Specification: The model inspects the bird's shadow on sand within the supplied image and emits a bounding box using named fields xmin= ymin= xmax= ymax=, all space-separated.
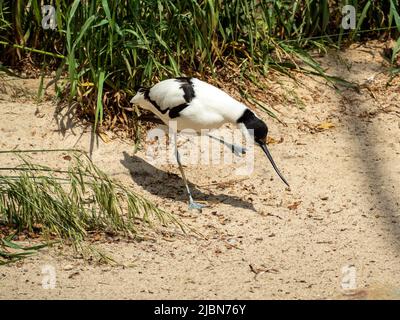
xmin=120 ymin=151 xmax=256 ymax=211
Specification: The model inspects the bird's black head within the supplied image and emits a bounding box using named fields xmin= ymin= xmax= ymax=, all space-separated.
xmin=237 ymin=109 xmax=289 ymax=188
xmin=237 ymin=109 xmax=268 ymax=144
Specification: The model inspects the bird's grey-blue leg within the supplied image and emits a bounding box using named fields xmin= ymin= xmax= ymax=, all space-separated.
xmin=207 ymin=134 xmax=246 ymax=156
xmin=174 ymin=135 xmax=205 ymax=211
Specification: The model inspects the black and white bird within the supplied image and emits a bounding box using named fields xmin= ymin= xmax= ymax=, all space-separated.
xmin=130 ymin=77 xmax=289 ymax=210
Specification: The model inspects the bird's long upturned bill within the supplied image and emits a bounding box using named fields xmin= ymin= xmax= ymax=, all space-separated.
xmin=259 ymin=143 xmax=290 ymax=188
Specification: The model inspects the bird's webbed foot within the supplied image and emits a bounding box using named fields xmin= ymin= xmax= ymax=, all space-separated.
xmin=188 ymin=199 xmax=206 ymax=212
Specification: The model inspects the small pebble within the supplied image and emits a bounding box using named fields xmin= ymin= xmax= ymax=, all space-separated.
xmin=63 ymin=264 xmax=74 ymax=271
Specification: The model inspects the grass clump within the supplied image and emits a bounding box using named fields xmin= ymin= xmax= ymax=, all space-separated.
xmin=0 ymin=149 xmax=181 ymax=263
xmin=1 ymin=0 xmax=399 ymax=134
xmin=0 ymin=233 xmax=49 ymax=265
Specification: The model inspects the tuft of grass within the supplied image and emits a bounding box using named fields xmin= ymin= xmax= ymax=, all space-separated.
xmin=0 ymin=149 xmax=182 ymax=251
xmin=0 ymin=233 xmax=49 ymax=265
xmin=0 ymin=0 xmax=399 ymax=134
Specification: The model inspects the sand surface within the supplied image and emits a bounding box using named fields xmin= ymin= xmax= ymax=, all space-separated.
xmin=1 ymin=41 xmax=400 ymax=299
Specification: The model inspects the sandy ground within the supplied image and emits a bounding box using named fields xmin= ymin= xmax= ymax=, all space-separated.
xmin=1 ymin=41 xmax=400 ymax=300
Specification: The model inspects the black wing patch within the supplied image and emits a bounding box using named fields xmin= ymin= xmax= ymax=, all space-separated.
xmin=175 ymin=77 xmax=195 ymax=102
xmin=169 ymin=103 xmax=188 ymax=118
